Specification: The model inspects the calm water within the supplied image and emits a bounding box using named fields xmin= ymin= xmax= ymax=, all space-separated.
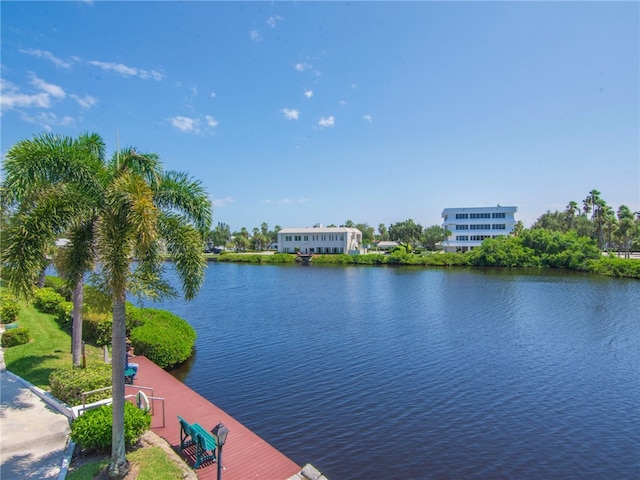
xmin=145 ymin=263 xmax=640 ymax=479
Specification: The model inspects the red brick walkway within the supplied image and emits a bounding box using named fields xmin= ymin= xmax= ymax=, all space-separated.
xmin=128 ymin=356 xmax=301 ymax=480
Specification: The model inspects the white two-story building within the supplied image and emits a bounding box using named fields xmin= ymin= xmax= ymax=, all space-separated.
xmin=277 ymin=225 xmax=363 ymax=255
xmin=441 ymin=205 xmax=517 ymax=252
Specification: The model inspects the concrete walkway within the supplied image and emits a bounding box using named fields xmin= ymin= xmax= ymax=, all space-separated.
xmin=0 ymin=340 xmax=71 ymax=480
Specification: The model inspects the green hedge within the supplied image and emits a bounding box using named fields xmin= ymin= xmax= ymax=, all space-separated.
xmin=128 ymin=307 xmax=196 ymax=368
xmin=0 ymin=294 xmax=20 ymax=324
xmin=49 ymin=362 xmax=112 ymax=406
xmin=33 ymin=287 xmax=66 ymax=314
xmin=1 ymin=327 xmax=31 ymax=347
xmin=44 ymin=276 xmax=71 ymax=300
xmin=71 ymin=401 xmax=151 ymax=453
xmin=82 ymin=312 xmax=113 ymax=346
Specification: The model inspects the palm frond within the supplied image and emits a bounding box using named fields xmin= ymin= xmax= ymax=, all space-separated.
xmin=155 ymin=170 xmax=212 ymax=236
xmin=158 ymin=213 xmax=206 ymax=300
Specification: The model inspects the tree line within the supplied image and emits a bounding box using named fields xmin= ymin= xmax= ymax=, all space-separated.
xmin=208 ymin=189 xmax=640 ymax=255
xmin=206 ymin=219 xmax=452 ymax=252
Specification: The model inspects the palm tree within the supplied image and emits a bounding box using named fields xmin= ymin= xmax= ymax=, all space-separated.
xmin=99 ymin=148 xmax=211 ymax=477
xmin=2 ymin=132 xmax=106 ymax=367
xmin=2 ymin=133 xmax=212 ymax=478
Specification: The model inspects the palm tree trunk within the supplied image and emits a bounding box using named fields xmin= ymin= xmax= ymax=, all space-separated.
xmin=71 ymin=280 xmax=84 ymax=367
xmin=108 ymin=293 xmax=129 ymax=479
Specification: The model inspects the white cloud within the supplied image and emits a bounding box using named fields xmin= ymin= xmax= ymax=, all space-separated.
xmin=170 ymin=116 xmax=199 ymax=133
xmin=363 ymin=115 xmax=373 ymax=123
xmin=30 ymin=74 xmax=65 ymax=98
xmin=19 ymin=49 xmax=71 ymax=68
xmin=205 ymin=115 xmax=219 ymax=128
xmin=304 ymin=89 xmax=313 ymax=98
xmin=294 ymin=62 xmax=311 ymax=72
xmin=210 ymin=92 xmax=217 ymax=98
xmin=318 ymin=116 xmax=335 ymax=128
xmin=339 ymin=100 xmax=347 ymax=106
xmin=88 ymin=60 xmax=164 ymax=80
xmin=266 ymin=15 xmax=283 ymax=28
xmin=0 ymin=79 xmax=51 ymax=109
xmin=351 ymin=83 xmax=357 ymax=89
xmin=282 ymin=108 xmax=299 ymax=120
xmin=249 ymin=30 xmax=262 ymax=42
xmin=19 ymin=111 xmax=74 ymax=131
xmin=213 ymin=197 xmax=234 ymax=207
xmin=264 ymin=198 xmax=310 ymax=205
xmin=70 ymin=94 xmax=97 ymax=109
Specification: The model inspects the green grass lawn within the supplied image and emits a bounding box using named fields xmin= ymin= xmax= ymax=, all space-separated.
xmin=3 ymin=301 xmax=104 ymax=389
xmin=66 ymin=446 xmax=186 ymax=480
xmin=2 ymin=290 xmax=193 ymax=479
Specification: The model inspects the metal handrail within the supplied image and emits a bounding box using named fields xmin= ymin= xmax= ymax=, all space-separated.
xmin=77 ymin=384 xmax=156 ymax=416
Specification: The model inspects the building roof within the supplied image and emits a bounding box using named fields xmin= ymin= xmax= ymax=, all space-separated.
xmin=278 ymin=226 xmax=361 ymax=234
xmin=441 ymin=205 xmax=517 ymax=216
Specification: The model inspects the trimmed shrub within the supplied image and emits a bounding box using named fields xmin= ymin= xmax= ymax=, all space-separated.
xmin=33 ymin=287 xmax=66 ymax=314
xmin=82 ymin=312 xmax=113 ymax=346
xmin=129 ymin=308 xmax=196 ymax=368
xmin=49 ymin=362 xmax=112 ymax=406
xmin=55 ymin=301 xmax=73 ymax=327
xmin=1 ymin=327 xmax=31 ymax=347
xmin=0 ymin=295 xmax=20 ymax=324
xmin=44 ymin=276 xmax=71 ymax=300
xmin=71 ymin=401 xmax=151 ymax=453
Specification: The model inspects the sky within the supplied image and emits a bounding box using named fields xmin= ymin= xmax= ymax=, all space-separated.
xmin=1 ymin=1 xmax=638 ymax=232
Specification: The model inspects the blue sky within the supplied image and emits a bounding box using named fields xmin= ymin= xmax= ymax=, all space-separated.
xmin=2 ymin=1 xmax=638 ymax=232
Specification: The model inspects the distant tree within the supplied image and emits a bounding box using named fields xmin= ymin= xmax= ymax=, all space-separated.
xmin=207 ymin=222 xmax=231 ymax=248
xmin=377 ymin=223 xmax=389 ymax=242
xmin=251 ymin=227 xmax=267 ymax=250
xmin=617 ymin=205 xmax=636 ymax=258
xmin=422 ymin=225 xmax=448 ymax=251
xmin=532 ymin=210 xmax=592 ymax=237
xmin=565 ymin=201 xmax=580 ymax=230
xmin=233 ymin=227 xmax=249 ymax=252
xmin=511 ymin=220 xmax=525 ymax=237
xmin=389 ymin=219 xmax=423 ymax=248
xmin=344 ymin=219 xmax=355 ymax=228
xmin=355 ymin=222 xmax=375 ymax=246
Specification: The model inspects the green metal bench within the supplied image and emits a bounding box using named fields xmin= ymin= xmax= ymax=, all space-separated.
xmin=178 ymin=415 xmax=217 ymax=468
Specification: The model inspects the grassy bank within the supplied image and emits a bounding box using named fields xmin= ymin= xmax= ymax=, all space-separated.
xmin=206 ymin=250 xmax=640 ymax=278
xmin=2 ymin=301 xmax=104 ymax=389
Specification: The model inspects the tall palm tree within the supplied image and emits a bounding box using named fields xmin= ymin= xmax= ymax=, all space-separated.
xmin=2 ymin=132 xmax=106 ymax=366
xmin=98 ymin=148 xmax=211 ymax=477
xmin=2 ymin=133 xmax=212 ymax=478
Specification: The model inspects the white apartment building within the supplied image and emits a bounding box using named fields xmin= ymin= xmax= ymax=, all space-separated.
xmin=277 ymin=225 xmax=363 ymax=255
xmin=441 ymin=206 xmax=518 ymax=252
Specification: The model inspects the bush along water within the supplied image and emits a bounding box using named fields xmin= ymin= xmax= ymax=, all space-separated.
xmin=127 ymin=305 xmax=196 ymax=368
xmin=71 ymin=401 xmax=151 ymax=453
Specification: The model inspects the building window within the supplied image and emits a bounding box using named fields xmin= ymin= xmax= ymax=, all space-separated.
xmin=304 ymin=235 xmax=308 ymax=241
xmin=470 ymin=235 xmax=490 ymax=241
xmin=456 ymin=213 xmax=469 ymax=219
xmin=456 ymin=235 xmax=469 ymax=241
xmin=294 ymin=235 xmax=301 ymax=241
xmin=492 ymin=212 xmax=506 ymax=218
xmin=285 ymin=235 xmax=292 ymax=241
xmin=492 ymin=224 xmax=506 ymax=230
xmin=470 ymin=224 xmax=491 ymax=230
xmin=456 ymin=225 xmax=469 ymax=230
xmin=470 ymin=213 xmax=491 ymax=219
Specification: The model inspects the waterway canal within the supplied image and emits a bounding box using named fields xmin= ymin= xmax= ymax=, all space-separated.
xmin=149 ymin=263 xmax=639 ymax=479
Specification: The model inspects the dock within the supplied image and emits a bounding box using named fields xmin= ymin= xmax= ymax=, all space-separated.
xmin=131 ymin=356 xmax=302 ymax=480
